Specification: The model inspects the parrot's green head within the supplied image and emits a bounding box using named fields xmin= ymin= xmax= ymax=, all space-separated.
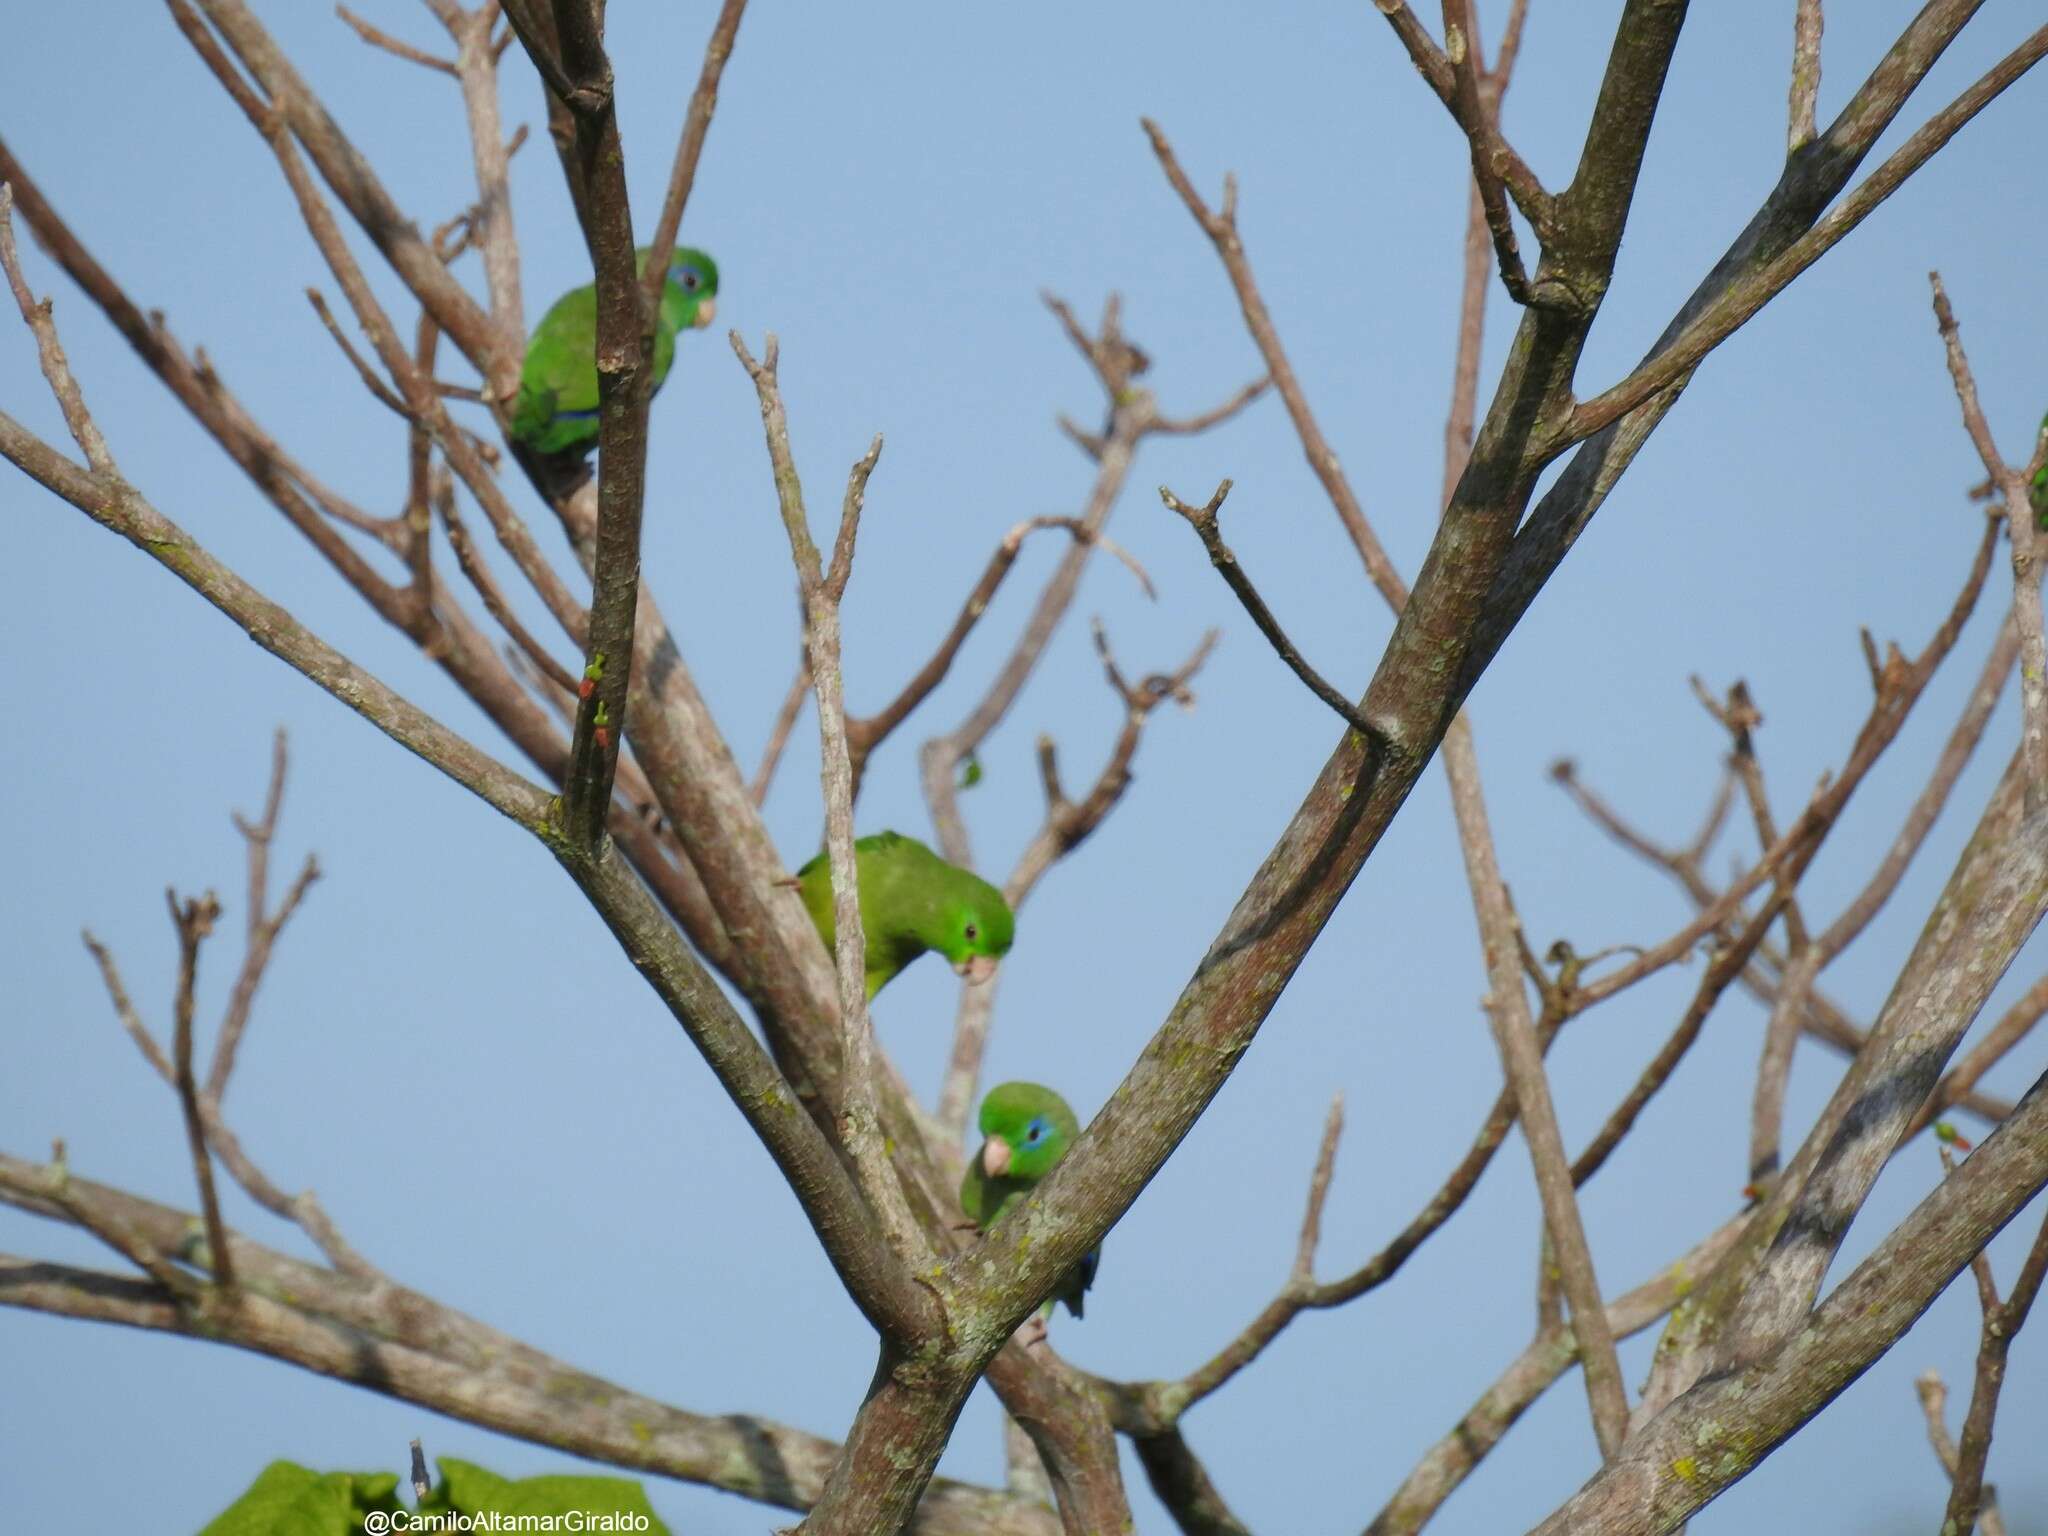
xmin=937 ymin=870 xmax=1014 ymax=986
xmin=633 ymin=246 xmax=719 ymax=333
xmin=976 ymin=1081 xmax=1080 ymax=1183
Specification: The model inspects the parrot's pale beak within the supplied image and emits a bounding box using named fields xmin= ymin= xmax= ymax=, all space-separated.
xmin=981 ymin=1136 xmax=1013 ymax=1178
xmin=953 ymin=953 xmax=1000 ymax=986
xmin=691 ymin=298 xmax=716 ymax=329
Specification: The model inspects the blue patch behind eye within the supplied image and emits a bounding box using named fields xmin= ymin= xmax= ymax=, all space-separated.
xmin=671 ymin=264 xmax=703 ymax=291
xmin=554 ymin=407 xmax=601 ymax=422
xmin=1025 ymin=1117 xmax=1048 ymax=1143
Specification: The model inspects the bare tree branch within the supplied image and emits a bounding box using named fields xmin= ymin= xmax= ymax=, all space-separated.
xmin=1365 ymin=1215 xmax=1750 ymax=1536
xmin=1368 ymin=1 xmax=1553 ymax=236
xmin=1916 ymin=1370 xmax=2010 ymax=1536
xmin=847 ymin=514 xmax=1154 ymax=798
xmin=1929 ymin=272 xmax=2048 ymax=809
xmin=1533 ymin=1070 xmax=2048 ymax=1536
xmin=0 ymin=1195 xmax=1047 ymax=1536
xmin=1143 ymin=119 xmax=1408 ymax=606
xmin=641 ymin=0 xmax=748 ymax=308
xmin=737 ymin=329 xmax=931 ymax=1269
xmin=1158 ymin=479 xmax=1373 ymax=736
xmin=336 ymin=6 xmax=456 ymax=75
xmin=188 ymin=0 xmax=508 ymax=380
xmin=167 ymin=887 xmax=234 ymax=1294
xmin=1568 ymin=26 xmax=2048 ymax=444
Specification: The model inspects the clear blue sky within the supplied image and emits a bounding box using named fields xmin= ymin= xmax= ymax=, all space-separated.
xmin=4 ymin=4 xmax=2045 ymax=1532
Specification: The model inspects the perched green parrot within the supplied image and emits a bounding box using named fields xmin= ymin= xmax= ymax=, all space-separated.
xmin=508 ymin=246 xmax=719 ymax=476
xmin=2030 ymin=410 xmax=2047 ymax=530
xmin=795 ymin=830 xmax=1014 ymax=1000
xmin=960 ymin=1081 xmax=1098 ymax=1333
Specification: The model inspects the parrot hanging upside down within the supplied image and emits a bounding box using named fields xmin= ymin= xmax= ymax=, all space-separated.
xmin=508 ymin=246 xmax=719 ymax=483
xmin=795 ymin=830 xmax=1015 ymax=1001
xmin=961 ymin=1081 xmax=1098 ymax=1344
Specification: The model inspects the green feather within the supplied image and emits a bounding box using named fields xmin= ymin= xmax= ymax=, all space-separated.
xmin=960 ymin=1082 xmax=1097 ymax=1320
xmin=2031 ymin=410 xmax=2048 ymax=530
xmin=509 ymin=247 xmax=719 ymax=459
xmin=795 ymin=830 xmax=1015 ymax=1000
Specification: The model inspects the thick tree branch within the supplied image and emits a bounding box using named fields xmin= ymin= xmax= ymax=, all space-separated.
xmin=1643 ymin=755 xmax=2048 ymax=1414
xmin=1364 ymin=1216 xmax=1749 ymax=1536
xmin=1532 ymin=1071 xmax=2048 ymax=1536
xmin=534 ymin=0 xmax=655 ymax=851
xmin=1468 ymin=0 xmax=2012 ymax=704
xmin=945 ymin=0 xmax=1695 ymax=1417
xmin=0 ymin=1211 xmax=1040 ymax=1536
xmin=1568 ymin=26 xmax=2048 ymax=443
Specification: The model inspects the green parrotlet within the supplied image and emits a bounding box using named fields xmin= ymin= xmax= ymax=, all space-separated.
xmin=795 ymin=831 xmax=1014 ymax=1000
xmin=2030 ymin=410 xmax=2047 ymax=529
xmin=960 ymin=1081 xmax=1098 ymax=1330
xmin=508 ymin=247 xmax=719 ymax=478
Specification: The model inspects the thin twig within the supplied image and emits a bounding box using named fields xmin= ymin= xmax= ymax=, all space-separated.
xmin=1917 ymin=1371 xmax=2010 ymax=1536
xmin=845 ymin=514 xmax=1154 ymax=796
xmin=1143 ymin=121 xmax=1407 ymax=606
xmin=438 ymin=2 xmax=524 ymax=391
xmin=1159 ymin=480 xmax=1375 ymax=738
xmin=336 ymin=5 xmax=457 ymax=74
xmin=1439 ymin=0 xmax=1533 ymax=302
xmin=210 ymin=729 xmax=322 ymax=1100
xmin=167 ymin=888 xmax=235 ymax=1293
xmin=641 ymin=0 xmax=749 ymax=308
xmin=0 ymin=184 xmax=120 ymax=479
xmin=1292 ymin=1095 xmax=1344 ymax=1285
xmin=305 ymin=288 xmax=411 ymax=417
xmin=1366 ymin=2 xmax=1553 ymax=233
xmin=1930 ymin=273 xmax=2048 ymax=810
xmin=1553 ymin=758 xmax=2015 ymax=1129
xmin=933 ymin=625 xmax=1217 ymax=1136
xmin=434 ymin=470 xmax=579 ymax=694
xmin=1937 ymin=1155 xmax=2048 ymax=1536
xmin=751 ymin=655 xmax=810 ymax=806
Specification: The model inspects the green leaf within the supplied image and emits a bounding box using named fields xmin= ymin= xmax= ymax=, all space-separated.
xmin=433 ymin=1458 xmax=671 ymax=1532
xmin=959 ymin=754 xmax=983 ymax=790
xmin=198 ymin=1462 xmax=400 ymax=1536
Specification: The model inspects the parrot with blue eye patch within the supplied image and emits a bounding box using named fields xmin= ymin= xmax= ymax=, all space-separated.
xmin=508 ymin=246 xmax=719 ymax=482
xmin=960 ymin=1081 xmax=1098 ymax=1331
xmin=795 ymin=831 xmax=1015 ymax=1001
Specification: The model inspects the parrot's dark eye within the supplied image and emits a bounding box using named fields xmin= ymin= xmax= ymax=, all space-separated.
xmin=1026 ymin=1119 xmax=1046 ymax=1144
xmin=676 ymin=267 xmax=701 ymax=291
xmin=964 ymin=922 xmax=979 ymax=942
